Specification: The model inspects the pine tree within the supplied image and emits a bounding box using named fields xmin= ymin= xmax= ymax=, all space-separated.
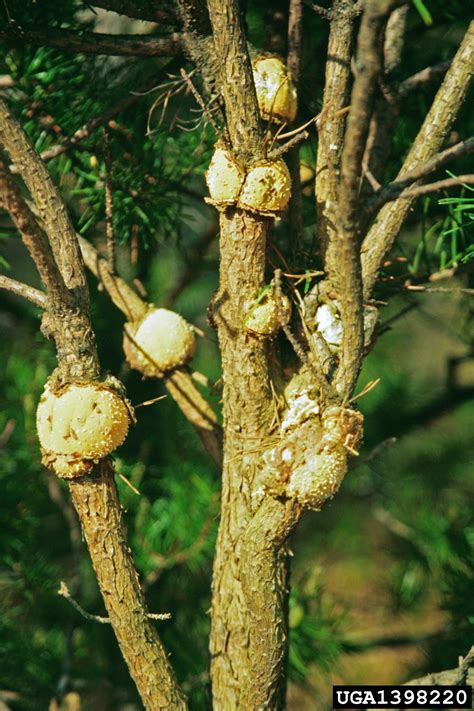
xmin=0 ymin=1 xmax=473 ymax=709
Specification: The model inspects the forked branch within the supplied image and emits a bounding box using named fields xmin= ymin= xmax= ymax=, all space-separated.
xmin=361 ymin=21 xmax=474 ymax=299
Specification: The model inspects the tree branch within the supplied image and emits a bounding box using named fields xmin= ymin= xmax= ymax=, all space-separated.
xmin=361 ymin=5 xmax=408 ymax=198
xmin=0 ymin=101 xmax=88 ymax=296
xmin=361 ymin=21 xmax=474 ymax=299
xmin=0 ymin=274 xmax=47 ymax=308
xmin=91 ymin=0 xmax=177 ymax=24
xmin=0 ymin=24 xmax=182 ymax=57
xmin=0 ymin=102 xmax=187 ymax=710
xmin=286 ymin=0 xmax=305 ymax=253
xmin=365 ymin=137 xmax=474 ymax=217
xmin=334 ymin=0 xmax=399 ymax=397
xmin=373 ymin=174 xmax=474 ymax=201
xmin=339 ymin=0 xmax=399 ymax=228
xmin=405 ymin=647 xmax=474 ymax=686
xmin=315 ymin=0 xmax=355 ymax=262
xmin=398 ymin=59 xmax=452 ymax=98
xmin=0 ymin=152 xmax=69 ymax=306
xmin=79 ymin=235 xmax=223 ymax=465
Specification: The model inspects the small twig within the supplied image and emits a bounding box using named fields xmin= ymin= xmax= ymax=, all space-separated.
xmin=405 ymin=284 xmax=474 ymax=295
xmin=274 ymin=269 xmax=309 ymax=365
xmin=349 ymin=377 xmax=380 ymax=403
xmin=134 ymin=394 xmax=168 ymax=409
xmin=372 ymin=505 xmax=414 ymax=541
xmin=398 ymin=59 xmax=452 ymax=98
xmin=58 ymin=581 xmax=111 ymax=624
xmin=267 ymin=130 xmax=309 ymax=161
xmin=117 ymin=471 xmax=140 ymax=495
xmin=302 ymin=1 xmax=332 ymax=20
xmin=58 ymin=581 xmax=171 ymax=622
xmin=103 ymin=129 xmax=116 ymax=274
xmin=389 ymin=174 xmax=474 ymax=200
xmin=365 ymin=138 xmax=474 ymax=217
xmin=359 ymin=436 xmax=397 ymax=467
xmin=0 ymin=274 xmax=48 ymax=308
xmin=179 ymin=68 xmax=221 ymax=135
xmin=0 ymin=418 xmax=15 ymax=448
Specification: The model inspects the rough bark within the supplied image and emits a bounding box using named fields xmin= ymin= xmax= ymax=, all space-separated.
xmin=203 ymin=1 xmax=309 ymax=705
xmin=286 ymin=0 xmax=304 ymax=254
xmin=315 ymin=0 xmax=354 ymax=263
xmin=335 ymin=0 xmax=401 ymax=398
xmin=69 ymin=462 xmax=187 ymax=710
xmin=209 ymin=210 xmax=290 ymax=709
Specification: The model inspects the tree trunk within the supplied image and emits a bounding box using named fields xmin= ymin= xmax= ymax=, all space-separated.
xmin=209 ymin=210 xmax=301 ymax=708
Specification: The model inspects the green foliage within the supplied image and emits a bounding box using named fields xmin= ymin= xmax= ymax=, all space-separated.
xmin=412 ymin=0 xmax=433 ymax=27
xmin=289 ymin=571 xmax=347 ymax=684
xmin=407 ymin=181 xmax=474 ymax=277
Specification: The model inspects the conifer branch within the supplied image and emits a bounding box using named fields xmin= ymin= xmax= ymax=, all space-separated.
xmin=364 ymin=137 xmax=474 ymax=217
xmin=0 ymin=153 xmax=69 ymax=306
xmin=361 ymin=21 xmax=474 ymax=299
xmin=78 ymin=235 xmax=223 ymax=465
xmin=91 ymin=0 xmax=176 ymax=24
xmin=0 ymin=274 xmax=47 ymax=308
xmin=0 ymin=23 xmax=182 ymax=57
xmin=334 ymin=0 xmax=400 ymax=397
xmin=398 ymin=60 xmax=452 ymax=97
xmin=0 ymin=100 xmax=187 ymax=711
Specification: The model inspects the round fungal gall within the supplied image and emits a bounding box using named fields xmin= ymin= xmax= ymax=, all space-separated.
xmin=36 ymin=382 xmax=131 ymax=478
xmin=124 ymin=307 xmax=196 ymax=377
xmin=244 ymin=289 xmax=291 ymax=337
xmin=205 ymin=145 xmax=245 ymax=206
xmin=238 ymin=159 xmax=291 ymax=215
xmin=252 ymin=56 xmax=297 ymax=124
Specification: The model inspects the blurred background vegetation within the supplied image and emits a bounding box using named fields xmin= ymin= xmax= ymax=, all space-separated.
xmin=0 ymin=0 xmax=472 ymax=709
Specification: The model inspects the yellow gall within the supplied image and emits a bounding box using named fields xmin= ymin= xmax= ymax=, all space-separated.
xmin=36 ymin=383 xmax=131 ymax=478
xmin=244 ymin=290 xmax=291 ymax=337
xmin=124 ymin=307 xmax=196 ymax=377
xmin=205 ymin=145 xmax=245 ymax=206
xmin=238 ymin=160 xmax=291 ymax=215
xmin=252 ymin=56 xmax=297 ymax=124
